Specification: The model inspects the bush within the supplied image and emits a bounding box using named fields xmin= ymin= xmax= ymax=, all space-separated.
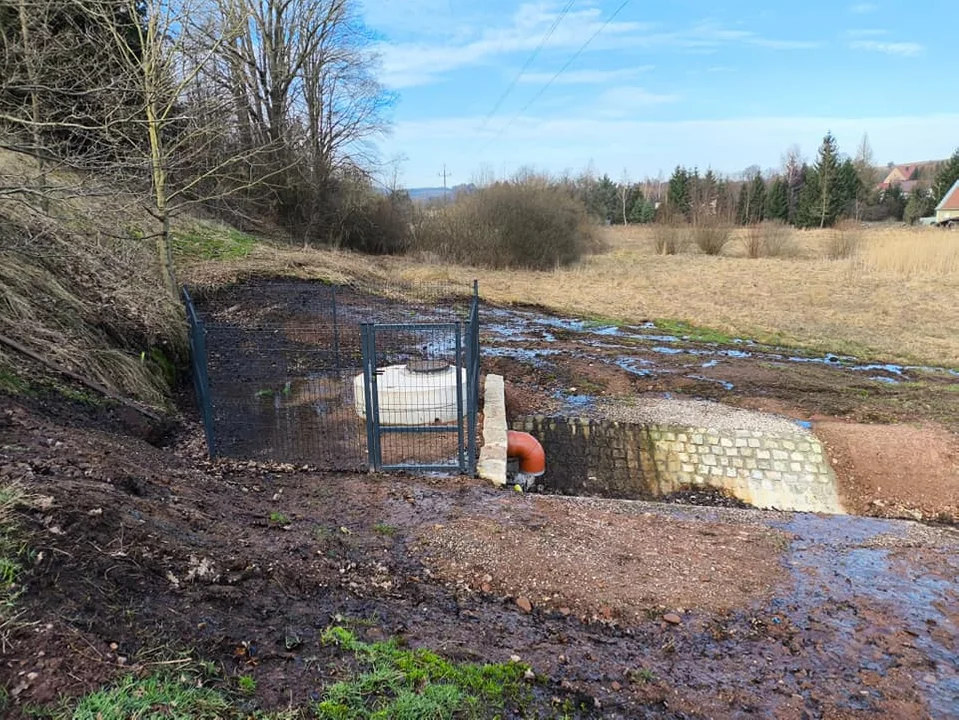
xmin=690 ymin=220 xmax=733 ymax=256
xmin=825 ymin=220 xmax=862 ymax=260
xmin=411 ymin=180 xmax=599 ymax=269
xmin=744 ymin=221 xmax=795 ymax=258
xmin=651 ymin=222 xmax=688 ymax=255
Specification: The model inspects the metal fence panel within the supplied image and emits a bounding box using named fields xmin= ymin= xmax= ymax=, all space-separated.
xmin=185 ymin=279 xmax=479 ymax=472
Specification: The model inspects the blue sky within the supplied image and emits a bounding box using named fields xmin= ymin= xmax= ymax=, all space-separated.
xmin=360 ymin=0 xmax=958 ymax=188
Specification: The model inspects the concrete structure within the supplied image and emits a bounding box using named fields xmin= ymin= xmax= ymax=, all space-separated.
xmin=935 ymin=178 xmax=959 ymax=224
xmin=477 ymin=374 xmax=507 ymax=486
xmin=512 ymin=415 xmax=842 ymax=514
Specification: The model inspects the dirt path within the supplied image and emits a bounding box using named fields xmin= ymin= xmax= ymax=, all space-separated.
xmin=2 ymin=398 xmax=957 ymax=718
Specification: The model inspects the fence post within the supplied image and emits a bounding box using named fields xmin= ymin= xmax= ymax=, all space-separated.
xmin=183 ymin=288 xmax=216 ymax=458
xmin=454 ymin=321 xmax=465 ymax=473
xmin=466 ymin=282 xmax=480 ymax=476
xmin=360 ymin=323 xmax=381 ymax=471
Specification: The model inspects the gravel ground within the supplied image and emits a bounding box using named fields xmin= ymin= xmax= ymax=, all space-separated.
xmin=595 ymin=397 xmax=807 ymax=434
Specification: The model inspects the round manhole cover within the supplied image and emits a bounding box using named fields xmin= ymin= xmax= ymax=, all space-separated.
xmin=407 ymin=359 xmax=450 ymax=373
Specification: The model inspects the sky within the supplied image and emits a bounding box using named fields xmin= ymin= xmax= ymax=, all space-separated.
xmin=360 ymin=0 xmax=958 ymax=188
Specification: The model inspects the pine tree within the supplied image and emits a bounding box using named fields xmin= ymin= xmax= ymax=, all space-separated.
xmin=748 ymin=174 xmax=766 ymax=223
xmin=933 ymin=149 xmax=959 ymax=204
xmin=903 ymin=190 xmax=936 ymax=225
xmin=836 ymin=159 xmax=862 ymax=220
xmin=765 ymin=177 xmax=789 ymax=221
xmin=799 ymin=133 xmax=843 ymax=228
xmin=667 ymin=166 xmax=691 ymax=219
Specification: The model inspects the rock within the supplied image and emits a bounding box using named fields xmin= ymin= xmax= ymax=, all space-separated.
xmin=523 ymin=668 xmax=535 ymax=681
xmin=510 ymin=654 xmax=522 ymax=663
xmin=663 ymin=613 xmax=682 ymax=625
xmin=480 ymin=583 xmax=491 ymax=593
xmin=611 ymin=681 xmax=621 ymax=691
xmin=515 ymin=597 xmax=532 ymax=613
xmin=559 ymin=607 xmax=571 ymax=616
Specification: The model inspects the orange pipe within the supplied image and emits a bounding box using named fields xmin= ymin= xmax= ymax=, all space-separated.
xmin=507 ymin=430 xmax=546 ymax=475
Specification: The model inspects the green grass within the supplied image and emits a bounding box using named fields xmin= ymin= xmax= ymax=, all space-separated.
xmin=372 ymin=523 xmax=397 ymax=537
xmin=66 ymin=673 xmax=233 ymax=720
xmin=0 ymin=484 xmax=25 ymax=637
xmin=237 ymin=674 xmax=256 ymax=696
xmin=314 ymin=626 xmax=531 ymax=720
xmin=172 ymin=224 xmax=257 ymax=262
xmin=0 ymin=368 xmax=31 ymax=396
xmin=269 ymin=511 xmax=290 ymax=526
xmin=653 ymin=319 xmax=735 ymax=345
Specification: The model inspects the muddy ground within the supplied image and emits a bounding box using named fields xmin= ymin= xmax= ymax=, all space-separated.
xmin=1 ymin=397 xmax=958 ymax=718
xmin=1 ymin=279 xmax=958 ymax=718
xmin=480 ymin=305 xmax=959 ymax=523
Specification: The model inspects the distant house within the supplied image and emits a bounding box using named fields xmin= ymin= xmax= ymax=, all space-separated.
xmin=877 ymin=161 xmax=942 ymax=195
xmin=935 ymin=179 xmax=959 ymax=224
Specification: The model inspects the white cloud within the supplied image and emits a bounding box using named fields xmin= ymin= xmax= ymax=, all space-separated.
xmin=518 ymin=67 xmax=654 ymax=85
xmin=850 ymin=40 xmax=923 ymax=56
xmin=376 ymin=4 xmax=648 ymax=88
xmin=849 ymin=3 xmax=879 ymax=13
xmin=376 ymin=6 xmax=820 ymax=88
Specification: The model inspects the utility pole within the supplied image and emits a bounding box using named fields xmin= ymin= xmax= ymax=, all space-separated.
xmin=438 ymin=164 xmax=452 ymax=203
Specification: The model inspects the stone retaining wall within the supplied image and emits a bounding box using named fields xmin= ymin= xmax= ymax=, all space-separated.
xmin=512 ymin=416 xmax=841 ymax=514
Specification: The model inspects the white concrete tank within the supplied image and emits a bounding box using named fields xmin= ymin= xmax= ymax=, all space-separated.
xmin=353 ymin=361 xmax=467 ymax=425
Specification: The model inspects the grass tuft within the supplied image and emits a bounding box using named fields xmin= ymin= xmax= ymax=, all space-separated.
xmin=67 ymin=673 xmax=232 ymax=720
xmin=315 ymin=625 xmax=531 ymax=719
xmin=0 ymin=483 xmax=26 ymax=652
xmin=172 ymin=224 xmax=258 ymax=262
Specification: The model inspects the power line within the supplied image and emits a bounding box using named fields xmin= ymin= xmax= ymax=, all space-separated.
xmin=482 ymin=0 xmax=633 ymax=151
xmin=438 ymin=163 xmax=452 ymax=202
xmin=475 ymin=0 xmax=576 ymax=135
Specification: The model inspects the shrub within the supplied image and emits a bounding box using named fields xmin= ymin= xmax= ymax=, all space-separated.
xmin=651 ymin=222 xmax=687 ymax=255
xmin=690 ymin=220 xmax=733 ymax=256
xmin=411 ymin=180 xmax=600 ymax=270
xmin=744 ymin=221 xmax=795 ymax=258
xmin=825 ymin=220 xmax=862 ymax=260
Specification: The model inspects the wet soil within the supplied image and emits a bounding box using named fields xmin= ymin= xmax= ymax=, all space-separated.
xmin=2 ymin=279 xmax=958 ymax=718
xmin=481 ymin=305 xmax=959 ymax=523
xmin=1 ymin=397 xmax=957 ymax=718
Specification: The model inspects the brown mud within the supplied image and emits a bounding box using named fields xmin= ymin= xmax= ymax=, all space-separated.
xmin=1 ymin=279 xmax=958 ymax=718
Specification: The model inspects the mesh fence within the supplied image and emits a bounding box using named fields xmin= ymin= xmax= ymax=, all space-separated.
xmin=187 ymin=278 xmax=477 ymax=471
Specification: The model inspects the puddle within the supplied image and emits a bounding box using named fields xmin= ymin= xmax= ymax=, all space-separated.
xmin=613 ymin=357 xmax=657 ymax=377
xmin=688 ymin=374 xmax=735 ymax=390
xmin=774 ymin=514 xmax=959 ymax=717
xmin=481 ymin=306 xmax=956 ymax=389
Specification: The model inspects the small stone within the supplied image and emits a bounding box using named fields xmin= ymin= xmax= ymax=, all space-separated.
xmin=510 ymin=654 xmax=522 ymax=663
xmin=611 ymin=681 xmax=622 ymax=691
xmin=515 ymin=597 xmax=532 ymax=613
xmin=481 ymin=583 xmax=491 ymax=593
xmin=559 ymin=607 xmax=571 ymax=616
xmin=663 ymin=613 xmax=682 ymax=625
xmin=109 ymin=642 xmax=119 ymax=651
xmin=524 ymin=668 xmax=535 ymax=681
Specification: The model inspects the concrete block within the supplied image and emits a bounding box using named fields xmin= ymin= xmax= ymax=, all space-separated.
xmin=782 ymin=440 xmax=796 ymax=451
xmin=735 ymin=438 xmax=749 ymax=448
xmin=707 ymin=435 xmax=720 ymax=445
xmin=747 ymin=438 xmax=761 ymax=448
xmin=702 ymin=455 xmax=717 ymax=466
xmin=772 ymin=449 xmax=789 ymax=461
xmin=756 ymin=449 xmax=771 ymax=460
xmin=725 ymin=447 xmax=738 ymax=457
xmin=773 ymin=460 xmax=787 ymax=472
xmin=790 ymin=462 xmax=803 ymax=473
xmin=692 ymin=433 xmax=704 ymax=445
xmin=478 ymin=375 xmax=508 ymax=487
xmin=791 ymin=452 xmax=805 ymax=462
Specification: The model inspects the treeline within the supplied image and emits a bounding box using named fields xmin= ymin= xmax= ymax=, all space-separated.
xmin=0 ymin=0 xmax=403 ymax=293
xmin=574 ymin=135 xmax=959 ymax=229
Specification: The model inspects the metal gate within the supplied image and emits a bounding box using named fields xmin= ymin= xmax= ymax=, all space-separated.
xmin=359 ymin=291 xmax=480 ymax=474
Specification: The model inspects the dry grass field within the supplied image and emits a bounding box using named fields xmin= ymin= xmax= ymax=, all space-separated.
xmin=185 ymin=223 xmax=959 ymax=367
